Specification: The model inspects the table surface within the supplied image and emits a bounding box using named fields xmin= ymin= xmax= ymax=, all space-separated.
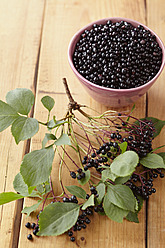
xmin=0 ymin=0 xmax=165 ymax=247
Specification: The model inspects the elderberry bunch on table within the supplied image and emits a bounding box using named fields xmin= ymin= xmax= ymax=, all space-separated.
xmin=73 ymin=20 xmax=162 ymax=89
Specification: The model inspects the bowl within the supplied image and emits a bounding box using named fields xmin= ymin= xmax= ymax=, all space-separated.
xmin=68 ymin=17 xmax=165 ymax=108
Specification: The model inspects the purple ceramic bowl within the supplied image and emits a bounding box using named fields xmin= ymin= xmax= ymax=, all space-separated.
xmin=68 ymin=17 xmax=165 ymax=107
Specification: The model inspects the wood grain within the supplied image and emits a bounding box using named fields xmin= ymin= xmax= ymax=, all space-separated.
xmin=147 ymin=1 xmax=165 ymax=247
xmin=18 ymin=0 xmax=147 ymax=247
xmin=0 ymin=1 xmax=45 ymax=247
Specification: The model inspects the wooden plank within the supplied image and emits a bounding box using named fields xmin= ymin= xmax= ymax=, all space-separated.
xmin=0 ymin=1 xmax=45 ymax=247
xmin=18 ymin=0 xmax=147 ymax=247
xmin=147 ymin=1 xmax=165 ymax=247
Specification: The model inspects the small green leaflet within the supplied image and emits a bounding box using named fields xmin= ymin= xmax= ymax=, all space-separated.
xmin=54 ymin=133 xmax=71 ymax=146
xmin=158 ymin=152 xmax=165 ymax=164
xmin=101 ymin=168 xmax=117 ymax=182
xmin=13 ymin=173 xmax=39 ymax=197
xmin=81 ymin=194 xmax=94 ymax=210
xmin=77 ymin=170 xmax=90 ymax=186
xmin=20 ymin=146 xmax=55 ymax=187
xmin=140 ymin=153 xmax=165 ymax=169
xmin=0 ymin=100 xmax=19 ymax=132
xmin=41 ymin=96 xmax=55 ymax=112
xmin=96 ymin=183 xmax=106 ymax=204
xmin=47 ymin=119 xmax=68 ymax=129
xmin=6 ymin=88 xmax=34 ymax=116
xmin=111 ymin=151 xmax=139 ymax=177
xmin=36 ymin=182 xmax=51 ymax=195
xmin=65 ymin=185 xmax=86 ymax=199
xmin=0 ymin=192 xmax=24 ymax=205
xmin=115 ymin=175 xmax=132 ymax=185
xmin=11 ymin=116 xmax=39 ymax=144
xmin=126 ymin=212 xmax=139 ymax=223
xmin=103 ymin=192 xmax=129 ymax=223
xmin=42 ymin=133 xmax=56 ymax=148
xmin=118 ymin=142 xmax=128 ymax=154
xmin=107 ymin=184 xmax=137 ymax=212
xmin=38 ymin=202 xmax=80 ymax=236
xmin=22 ymin=200 xmax=43 ymax=216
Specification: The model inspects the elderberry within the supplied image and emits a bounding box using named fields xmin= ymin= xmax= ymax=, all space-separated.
xmin=73 ymin=21 xmax=162 ymax=89
xmin=27 ymin=234 xmax=33 ymax=240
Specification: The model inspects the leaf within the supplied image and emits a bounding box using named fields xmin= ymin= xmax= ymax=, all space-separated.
xmin=77 ymin=170 xmax=90 ymax=185
xmin=101 ymin=168 xmax=117 ymax=182
xmin=103 ymin=192 xmax=129 ymax=223
xmin=96 ymin=183 xmax=106 ymax=204
xmin=81 ymin=194 xmax=94 ymax=210
xmin=65 ymin=185 xmax=86 ymax=199
xmin=6 ymin=88 xmax=34 ymax=115
xmin=118 ymin=142 xmax=128 ymax=154
xmin=126 ymin=212 xmax=139 ymax=223
xmin=0 ymin=100 xmax=19 ymax=132
xmin=140 ymin=153 xmax=165 ymax=169
xmin=107 ymin=184 xmax=137 ymax=212
xmin=38 ymin=202 xmax=80 ymax=236
xmin=11 ymin=116 xmax=39 ymax=144
xmin=36 ymin=182 xmax=51 ymax=195
xmin=22 ymin=200 xmax=43 ymax=216
xmin=0 ymin=192 xmax=24 ymax=205
xmin=41 ymin=96 xmax=55 ymax=112
xmin=136 ymin=195 xmax=143 ymax=212
xmin=47 ymin=119 xmax=68 ymax=129
xmin=111 ymin=151 xmax=139 ymax=177
xmin=42 ymin=133 xmax=56 ymax=148
xmin=158 ymin=152 xmax=165 ymax=164
xmin=20 ymin=146 xmax=55 ymax=187
xmin=54 ymin=133 xmax=71 ymax=146
xmin=13 ymin=173 xmax=39 ymax=197
xmin=115 ymin=175 xmax=132 ymax=185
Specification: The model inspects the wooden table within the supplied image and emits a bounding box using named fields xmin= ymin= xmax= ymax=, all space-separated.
xmin=0 ymin=0 xmax=165 ymax=247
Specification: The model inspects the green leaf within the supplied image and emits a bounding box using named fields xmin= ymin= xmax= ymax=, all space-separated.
xmin=158 ymin=152 xmax=165 ymax=164
xmin=115 ymin=175 xmax=132 ymax=185
xmin=36 ymin=182 xmax=51 ymax=195
xmin=11 ymin=116 xmax=39 ymax=144
xmin=136 ymin=195 xmax=143 ymax=212
xmin=20 ymin=146 xmax=55 ymax=187
xmin=47 ymin=119 xmax=68 ymax=129
xmin=77 ymin=170 xmax=90 ymax=185
xmin=6 ymin=88 xmax=34 ymax=115
xmin=38 ymin=202 xmax=80 ymax=236
xmin=0 ymin=100 xmax=19 ymax=132
xmin=65 ymin=185 xmax=86 ymax=199
xmin=101 ymin=168 xmax=117 ymax=182
xmin=82 ymin=194 xmax=94 ymax=210
xmin=42 ymin=133 xmax=56 ymax=148
xmin=54 ymin=133 xmax=71 ymax=146
xmin=118 ymin=142 xmax=128 ymax=154
xmin=13 ymin=173 xmax=39 ymax=197
xmin=111 ymin=151 xmax=139 ymax=177
xmin=140 ymin=153 xmax=165 ymax=169
xmin=13 ymin=173 xmax=29 ymax=196
xmin=0 ymin=192 xmax=24 ymax=205
xmin=96 ymin=183 xmax=106 ymax=204
xmin=103 ymin=192 xmax=129 ymax=223
xmin=22 ymin=200 xmax=43 ymax=216
xmin=126 ymin=212 xmax=139 ymax=223
xmin=41 ymin=96 xmax=55 ymax=112
xmin=107 ymin=184 xmax=137 ymax=212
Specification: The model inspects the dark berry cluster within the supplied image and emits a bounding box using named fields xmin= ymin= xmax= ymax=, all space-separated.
xmin=70 ymin=168 xmax=86 ymax=180
xmin=73 ymin=20 xmax=162 ymax=89
xmin=67 ymin=207 xmax=93 ymax=242
xmin=25 ymin=222 xmax=39 ymax=240
xmin=63 ymin=195 xmax=78 ymax=204
xmin=127 ymin=169 xmax=164 ymax=199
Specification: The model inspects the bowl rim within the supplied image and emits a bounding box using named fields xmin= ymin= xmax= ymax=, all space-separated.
xmin=68 ymin=17 xmax=165 ymax=93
